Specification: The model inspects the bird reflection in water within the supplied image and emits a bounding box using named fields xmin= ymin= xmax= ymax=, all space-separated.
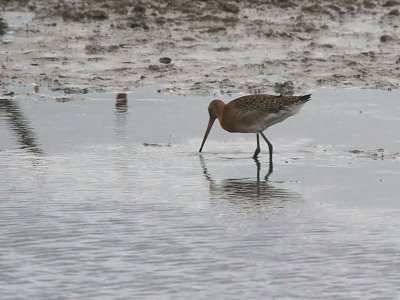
xmin=0 ymin=97 xmax=43 ymax=155
xmin=115 ymin=92 xmax=129 ymax=139
xmin=199 ymin=155 xmax=301 ymax=210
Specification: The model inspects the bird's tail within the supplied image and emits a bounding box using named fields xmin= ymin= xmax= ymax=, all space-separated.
xmin=299 ymin=94 xmax=312 ymax=102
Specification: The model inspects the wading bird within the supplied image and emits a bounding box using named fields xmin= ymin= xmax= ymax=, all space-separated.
xmin=199 ymin=93 xmax=311 ymax=168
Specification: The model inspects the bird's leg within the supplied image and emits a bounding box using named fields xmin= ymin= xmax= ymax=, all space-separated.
xmin=259 ymin=132 xmax=273 ymax=168
xmin=253 ymin=133 xmax=260 ymax=159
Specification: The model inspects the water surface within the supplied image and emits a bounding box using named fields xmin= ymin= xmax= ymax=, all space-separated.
xmin=1 ymin=88 xmax=400 ymax=299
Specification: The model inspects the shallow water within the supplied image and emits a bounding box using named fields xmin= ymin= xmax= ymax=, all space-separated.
xmin=1 ymin=87 xmax=400 ymax=299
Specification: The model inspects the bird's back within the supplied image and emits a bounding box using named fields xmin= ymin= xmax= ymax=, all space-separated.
xmin=227 ymin=94 xmax=311 ymax=113
xmin=221 ymin=94 xmax=311 ymax=133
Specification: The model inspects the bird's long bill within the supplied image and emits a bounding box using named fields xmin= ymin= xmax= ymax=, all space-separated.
xmin=199 ymin=117 xmax=216 ymax=153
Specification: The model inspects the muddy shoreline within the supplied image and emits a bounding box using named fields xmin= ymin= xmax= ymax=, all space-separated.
xmin=1 ymin=0 xmax=400 ymax=95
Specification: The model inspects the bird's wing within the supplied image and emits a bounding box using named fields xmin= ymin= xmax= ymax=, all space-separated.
xmin=228 ymin=94 xmax=306 ymax=113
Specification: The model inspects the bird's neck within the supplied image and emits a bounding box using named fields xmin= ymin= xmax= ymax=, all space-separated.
xmin=214 ymin=101 xmax=226 ymax=125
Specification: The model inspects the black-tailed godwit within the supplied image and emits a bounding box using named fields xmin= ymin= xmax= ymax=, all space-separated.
xmin=199 ymin=93 xmax=312 ymax=167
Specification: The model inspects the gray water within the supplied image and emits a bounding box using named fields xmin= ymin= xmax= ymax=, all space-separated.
xmin=1 ymin=87 xmax=400 ymax=299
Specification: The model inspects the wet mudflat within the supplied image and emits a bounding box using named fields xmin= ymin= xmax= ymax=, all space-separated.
xmin=1 ymin=88 xmax=400 ymax=299
xmin=1 ymin=0 xmax=400 ymax=95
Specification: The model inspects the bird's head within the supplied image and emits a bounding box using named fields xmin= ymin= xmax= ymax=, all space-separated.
xmin=199 ymin=100 xmax=226 ymax=153
xmin=207 ymin=99 xmax=225 ymax=120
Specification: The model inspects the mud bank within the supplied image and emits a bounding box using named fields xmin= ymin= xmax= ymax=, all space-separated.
xmin=1 ymin=0 xmax=400 ymax=95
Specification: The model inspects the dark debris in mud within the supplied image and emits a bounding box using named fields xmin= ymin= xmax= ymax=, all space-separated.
xmin=349 ymin=149 xmax=400 ymax=160
xmin=52 ymin=87 xmax=89 ymax=94
xmin=143 ymin=142 xmax=172 ymax=147
xmin=58 ymin=9 xmax=109 ymax=22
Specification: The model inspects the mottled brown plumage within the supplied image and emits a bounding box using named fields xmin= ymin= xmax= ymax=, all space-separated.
xmin=199 ymin=93 xmax=312 ymax=166
xmin=226 ymin=94 xmax=308 ymax=113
